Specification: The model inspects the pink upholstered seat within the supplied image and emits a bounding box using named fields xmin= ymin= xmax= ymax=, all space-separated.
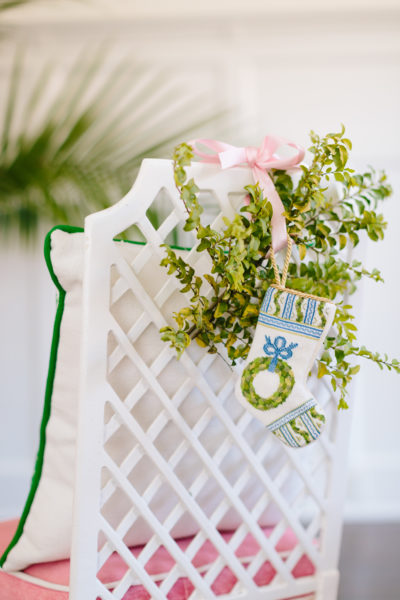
xmin=0 ymin=519 xmax=314 ymax=599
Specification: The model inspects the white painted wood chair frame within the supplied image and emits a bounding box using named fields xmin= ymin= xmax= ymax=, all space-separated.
xmin=69 ymin=159 xmax=353 ymax=600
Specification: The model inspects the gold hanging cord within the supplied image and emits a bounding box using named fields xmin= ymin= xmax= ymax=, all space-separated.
xmin=269 ymin=238 xmax=333 ymax=303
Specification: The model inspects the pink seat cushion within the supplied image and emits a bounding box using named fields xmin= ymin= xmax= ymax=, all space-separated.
xmin=0 ymin=519 xmax=315 ymax=599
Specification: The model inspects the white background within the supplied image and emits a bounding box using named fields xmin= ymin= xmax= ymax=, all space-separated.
xmin=0 ymin=0 xmax=399 ymax=521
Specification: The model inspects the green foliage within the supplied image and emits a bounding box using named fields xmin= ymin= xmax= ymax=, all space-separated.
xmin=0 ymin=50 xmax=225 ymax=242
xmin=161 ymin=142 xmax=274 ymax=361
xmin=160 ymin=127 xmax=399 ymax=409
xmin=319 ymin=304 xmax=400 ymax=409
xmin=279 ymin=126 xmax=390 ymax=253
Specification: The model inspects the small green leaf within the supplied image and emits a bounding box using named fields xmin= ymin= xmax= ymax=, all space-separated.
xmin=338 ymin=234 xmax=347 ymax=250
xmin=242 ymin=304 xmax=259 ymax=318
xmin=317 ymin=362 xmax=329 ymax=378
xmin=298 ymin=243 xmax=307 ymax=261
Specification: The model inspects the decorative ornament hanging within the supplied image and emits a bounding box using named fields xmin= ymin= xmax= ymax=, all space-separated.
xmin=235 ymin=238 xmax=336 ymax=448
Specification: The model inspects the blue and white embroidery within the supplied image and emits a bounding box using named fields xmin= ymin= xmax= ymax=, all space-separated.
xmin=262 ymin=335 xmax=298 ymax=372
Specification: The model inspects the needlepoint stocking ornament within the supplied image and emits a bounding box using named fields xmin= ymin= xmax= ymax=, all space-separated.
xmin=235 ymin=238 xmax=336 ymax=448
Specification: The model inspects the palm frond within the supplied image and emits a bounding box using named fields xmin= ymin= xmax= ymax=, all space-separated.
xmin=0 ymin=0 xmax=76 ymax=13
xmin=0 ymin=0 xmax=34 ymax=11
xmin=0 ymin=47 xmax=229 ymax=242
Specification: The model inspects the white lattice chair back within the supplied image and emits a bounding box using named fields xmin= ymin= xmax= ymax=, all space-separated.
xmin=69 ymin=159 xmax=353 ymax=600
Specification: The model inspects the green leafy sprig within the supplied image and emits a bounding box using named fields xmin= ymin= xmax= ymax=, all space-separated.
xmin=160 ymin=129 xmax=399 ymax=408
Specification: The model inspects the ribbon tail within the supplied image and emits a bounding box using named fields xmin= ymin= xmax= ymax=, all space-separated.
xmin=255 ymin=168 xmax=288 ymax=252
xmin=268 ymin=355 xmax=278 ymax=373
xmin=189 ymin=139 xmax=238 ymax=165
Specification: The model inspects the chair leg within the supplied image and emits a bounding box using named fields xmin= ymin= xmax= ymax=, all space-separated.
xmin=315 ymin=569 xmax=340 ymax=600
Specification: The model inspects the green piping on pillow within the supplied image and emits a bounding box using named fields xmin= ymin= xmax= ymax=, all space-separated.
xmin=0 ymin=225 xmax=192 ymax=567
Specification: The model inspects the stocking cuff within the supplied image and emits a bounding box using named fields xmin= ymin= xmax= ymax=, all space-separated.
xmin=267 ymin=397 xmax=316 ymax=432
xmin=267 ymin=398 xmax=325 ymax=448
xmin=260 ymin=286 xmax=335 ymax=340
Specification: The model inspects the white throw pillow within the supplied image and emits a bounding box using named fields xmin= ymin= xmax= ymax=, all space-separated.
xmin=1 ymin=226 xmax=290 ymax=572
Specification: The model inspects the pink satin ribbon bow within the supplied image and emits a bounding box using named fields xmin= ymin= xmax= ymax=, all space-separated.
xmin=189 ymin=136 xmax=305 ymax=251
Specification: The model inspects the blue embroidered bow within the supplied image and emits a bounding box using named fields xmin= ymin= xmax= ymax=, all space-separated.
xmin=263 ymin=335 xmax=298 ymax=372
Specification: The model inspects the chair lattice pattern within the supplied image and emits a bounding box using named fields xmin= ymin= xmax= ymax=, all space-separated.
xmin=71 ymin=161 xmax=349 ymax=600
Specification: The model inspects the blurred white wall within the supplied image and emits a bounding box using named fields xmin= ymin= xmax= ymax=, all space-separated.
xmin=0 ymin=1 xmax=399 ymax=520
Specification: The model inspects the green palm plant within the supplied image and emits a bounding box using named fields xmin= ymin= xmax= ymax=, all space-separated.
xmin=0 ymin=47 xmax=226 ymax=241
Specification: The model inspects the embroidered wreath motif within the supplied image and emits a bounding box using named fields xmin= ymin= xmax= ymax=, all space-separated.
xmin=241 ymin=356 xmax=295 ymax=410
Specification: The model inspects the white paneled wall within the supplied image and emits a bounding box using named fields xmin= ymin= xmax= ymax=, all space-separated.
xmin=1 ymin=3 xmax=399 ymax=520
